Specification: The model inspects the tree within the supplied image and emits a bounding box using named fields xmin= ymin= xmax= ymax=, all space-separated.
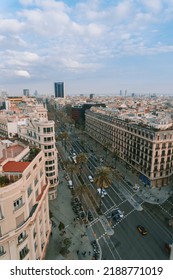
xmin=94 ymin=166 xmax=111 ymax=212
xmin=76 ymin=153 xmax=88 ymax=174
xmin=65 ymin=162 xmax=79 ymax=180
xmin=60 ymin=131 xmax=69 ymax=151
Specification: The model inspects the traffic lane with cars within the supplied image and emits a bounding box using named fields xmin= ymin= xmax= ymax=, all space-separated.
xmin=100 ymin=206 xmax=170 ymax=260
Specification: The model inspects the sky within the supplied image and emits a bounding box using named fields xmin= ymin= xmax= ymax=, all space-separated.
xmin=1 ymin=0 xmax=173 ymax=96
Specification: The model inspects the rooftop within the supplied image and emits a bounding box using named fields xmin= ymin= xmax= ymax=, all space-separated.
xmin=0 ymin=144 xmax=25 ymax=164
xmin=3 ymin=161 xmax=30 ymax=173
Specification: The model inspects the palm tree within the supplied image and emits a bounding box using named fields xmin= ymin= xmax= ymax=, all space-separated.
xmin=60 ymin=131 xmax=69 ymax=151
xmin=74 ymin=184 xmax=86 ymax=204
xmin=94 ymin=166 xmax=111 ymax=212
xmin=65 ymin=162 xmax=78 ymax=181
xmin=76 ymin=153 xmax=88 ymax=174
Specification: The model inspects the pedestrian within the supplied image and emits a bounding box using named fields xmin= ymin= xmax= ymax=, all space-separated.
xmin=88 ymin=251 xmax=91 ymax=255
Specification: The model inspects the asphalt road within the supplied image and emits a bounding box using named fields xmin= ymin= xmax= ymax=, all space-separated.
xmin=57 ymin=129 xmax=173 ymax=260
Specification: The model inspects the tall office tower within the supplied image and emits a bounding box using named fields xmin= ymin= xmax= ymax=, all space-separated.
xmin=54 ymin=82 xmax=64 ymax=98
xmin=23 ymin=89 xmax=29 ymax=97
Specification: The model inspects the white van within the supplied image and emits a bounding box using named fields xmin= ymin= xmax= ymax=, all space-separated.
xmin=68 ymin=180 xmax=73 ymax=189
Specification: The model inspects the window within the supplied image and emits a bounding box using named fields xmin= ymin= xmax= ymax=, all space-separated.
xmin=43 ymin=127 xmax=53 ymax=133
xmin=46 ymin=166 xmax=55 ymax=171
xmin=16 ymin=213 xmax=24 ymax=228
xmin=27 ymin=185 xmax=32 ymax=197
xmin=46 ymin=171 xmax=55 ymax=177
xmin=26 ymin=172 xmax=31 ymax=180
xmin=33 ymin=228 xmax=37 ymax=238
xmin=45 ymin=145 xmax=54 ymax=150
xmin=13 ymin=197 xmax=23 ymax=211
xmin=35 ymin=189 xmax=39 ymax=199
xmin=34 ymin=242 xmax=37 ymax=251
xmin=46 ymin=160 xmax=55 ymax=165
xmin=18 ymin=231 xmax=27 ymax=244
xmin=44 ymin=137 xmax=53 ymax=142
xmin=0 ymin=206 xmax=3 ymax=220
xmin=34 ymin=176 xmax=38 ymax=186
xmin=19 ymin=245 xmax=29 ymax=260
xmin=40 ymin=168 xmax=43 ymax=177
xmin=0 ymin=246 xmax=5 ymax=256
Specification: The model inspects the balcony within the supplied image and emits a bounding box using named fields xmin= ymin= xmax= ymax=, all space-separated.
xmin=36 ymin=183 xmax=47 ymax=202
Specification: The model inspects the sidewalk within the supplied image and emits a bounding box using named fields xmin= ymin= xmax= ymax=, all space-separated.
xmin=114 ymin=160 xmax=173 ymax=205
xmin=45 ymin=169 xmax=95 ymax=260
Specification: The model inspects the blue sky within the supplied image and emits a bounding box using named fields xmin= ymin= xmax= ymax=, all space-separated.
xmin=1 ymin=0 xmax=173 ymax=96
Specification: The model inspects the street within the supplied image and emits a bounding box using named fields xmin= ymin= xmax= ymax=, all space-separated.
xmin=55 ymin=126 xmax=173 ymax=260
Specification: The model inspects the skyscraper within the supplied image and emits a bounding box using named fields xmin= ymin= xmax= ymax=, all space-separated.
xmin=54 ymin=82 xmax=64 ymax=98
xmin=23 ymin=89 xmax=29 ymax=97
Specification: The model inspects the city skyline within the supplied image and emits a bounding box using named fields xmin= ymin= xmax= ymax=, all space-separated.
xmin=1 ymin=0 xmax=173 ymax=95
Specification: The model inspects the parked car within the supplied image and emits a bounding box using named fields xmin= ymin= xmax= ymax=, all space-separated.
xmin=88 ymin=175 xmax=93 ymax=183
xmin=68 ymin=180 xmax=73 ymax=189
xmin=97 ymin=188 xmax=107 ymax=197
xmin=137 ymin=225 xmax=148 ymax=235
xmin=87 ymin=210 xmax=94 ymax=222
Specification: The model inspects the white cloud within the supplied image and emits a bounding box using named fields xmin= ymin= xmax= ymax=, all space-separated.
xmin=140 ymin=0 xmax=163 ymax=13
xmin=0 ymin=18 xmax=24 ymax=33
xmin=19 ymin=0 xmax=34 ymax=5
xmin=4 ymin=50 xmax=39 ymax=66
xmin=15 ymin=70 xmax=30 ymax=77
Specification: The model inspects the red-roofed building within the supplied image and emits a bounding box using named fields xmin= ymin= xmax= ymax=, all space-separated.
xmin=0 ymin=142 xmax=51 ymax=260
xmin=3 ymin=161 xmax=30 ymax=173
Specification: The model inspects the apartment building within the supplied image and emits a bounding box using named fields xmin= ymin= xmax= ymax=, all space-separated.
xmin=0 ymin=142 xmax=51 ymax=260
xmin=85 ymin=109 xmax=173 ymax=188
xmin=0 ymin=97 xmax=58 ymax=200
xmin=18 ymin=117 xmax=58 ymax=200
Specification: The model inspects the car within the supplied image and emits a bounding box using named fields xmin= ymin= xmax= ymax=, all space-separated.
xmin=68 ymin=180 xmax=73 ymax=189
xmin=133 ymin=184 xmax=140 ymax=191
xmin=112 ymin=208 xmax=124 ymax=218
xmin=97 ymin=188 xmax=107 ymax=197
xmin=87 ymin=210 xmax=94 ymax=222
xmin=88 ymin=175 xmax=93 ymax=183
xmin=111 ymin=213 xmax=121 ymax=222
xmin=137 ymin=225 xmax=148 ymax=235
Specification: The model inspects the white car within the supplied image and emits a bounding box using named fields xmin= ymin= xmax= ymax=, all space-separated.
xmin=68 ymin=180 xmax=73 ymax=189
xmin=97 ymin=188 xmax=107 ymax=197
xmin=133 ymin=184 xmax=140 ymax=191
xmin=88 ymin=175 xmax=93 ymax=183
